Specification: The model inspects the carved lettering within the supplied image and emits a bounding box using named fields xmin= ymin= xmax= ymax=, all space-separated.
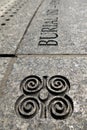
xmin=38 ymin=40 xmax=58 ymax=46
xmin=38 ymin=0 xmax=59 ymax=46
xmin=47 ymin=9 xmax=58 ymax=15
xmin=40 ymin=33 xmax=58 ymax=39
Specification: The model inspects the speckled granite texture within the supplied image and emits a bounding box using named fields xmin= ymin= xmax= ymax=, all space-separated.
xmin=0 ymin=58 xmax=11 ymax=85
xmin=0 ymin=0 xmax=87 ymax=130
xmin=0 ymin=56 xmax=87 ymax=130
xmin=17 ymin=0 xmax=87 ymax=54
xmin=0 ymin=0 xmax=43 ymax=54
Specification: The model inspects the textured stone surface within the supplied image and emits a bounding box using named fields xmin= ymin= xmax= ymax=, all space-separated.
xmin=0 ymin=0 xmax=43 ymax=54
xmin=0 ymin=0 xmax=87 ymax=130
xmin=0 ymin=56 xmax=87 ymax=130
xmin=17 ymin=0 xmax=87 ymax=54
xmin=0 ymin=0 xmax=17 ymax=17
xmin=0 ymin=0 xmax=15 ymax=8
xmin=0 ymin=58 xmax=11 ymax=88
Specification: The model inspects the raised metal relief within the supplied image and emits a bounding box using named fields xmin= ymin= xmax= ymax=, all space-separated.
xmin=15 ymin=75 xmax=74 ymax=120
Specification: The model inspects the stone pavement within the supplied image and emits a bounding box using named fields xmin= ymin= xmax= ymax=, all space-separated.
xmin=0 ymin=0 xmax=87 ymax=130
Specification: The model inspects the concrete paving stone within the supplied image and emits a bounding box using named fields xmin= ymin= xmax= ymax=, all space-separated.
xmin=17 ymin=0 xmax=87 ymax=54
xmin=0 ymin=0 xmax=43 ymax=54
xmin=0 ymin=56 xmax=87 ymax=130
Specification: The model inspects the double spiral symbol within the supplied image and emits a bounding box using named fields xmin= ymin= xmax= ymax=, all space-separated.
xmin=49 ymin=95 xmax=73 ymax=120
xmin=15 ymin=75 xmax=73 ymax=119
xmin=20 ymin=75 xmax=42 ymax=95
xmin=47 ymin=75 xmax=70 ymax=95
xmin=15 ymin=95 xmax=39 ymax=119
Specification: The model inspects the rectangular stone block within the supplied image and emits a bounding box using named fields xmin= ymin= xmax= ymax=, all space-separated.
xmin=17 ymin=0 xmax=87 ymax=54
xmin=0 ymin=56 xmax=87 ymax=130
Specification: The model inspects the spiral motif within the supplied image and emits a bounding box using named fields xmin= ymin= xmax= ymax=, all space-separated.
xmin=15 ymin=95 xmax=39 ymax=119
xmin=20 ymin=75 xmax=42 ymax=95
xmin=47 ymin=75 xmax=70 ymax=95
xmin=49 ymin=95 xmax=73 ymax=120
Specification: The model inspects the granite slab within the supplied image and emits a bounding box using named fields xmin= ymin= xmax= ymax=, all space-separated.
xmin=17 ymin=0 xmax=87 ymax=54
xmin=0 ymin=56 xmax=87 ymax=130
xmin=0 ymin=0 xmax=43 ymax=54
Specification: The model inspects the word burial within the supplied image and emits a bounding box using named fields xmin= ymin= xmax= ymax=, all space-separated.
xmin=38 ymin=0 xmax=59 ymax=46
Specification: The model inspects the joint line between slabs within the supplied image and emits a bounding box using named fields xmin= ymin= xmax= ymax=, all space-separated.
xmin=0 ymin=54 xmax=17 ymax=57
xmin=16 ymin=54 xmax=87 ymax=57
